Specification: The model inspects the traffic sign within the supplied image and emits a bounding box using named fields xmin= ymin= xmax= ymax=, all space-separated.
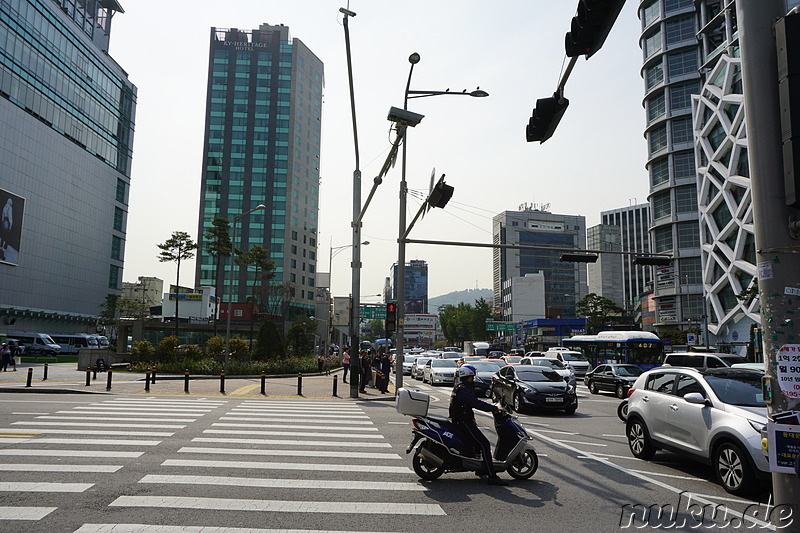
xmin=485 ymin=321 xmax=517 ymax=332
xmin=360 ymin=306 xmax=386 ymax=320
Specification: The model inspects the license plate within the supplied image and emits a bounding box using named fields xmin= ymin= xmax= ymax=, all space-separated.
xmin=545 ymin=397 xmax=562 ymax=403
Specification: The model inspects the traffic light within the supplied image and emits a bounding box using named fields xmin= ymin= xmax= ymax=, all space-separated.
xmin=565 ymin=0 xmax=626 ymax=59
xmin=385 ymin=301 xmax=397 ymax=335
xmin=560 ymin=253 xmax=599 ymax=263
xmin=427 ymin=179 xmax=454 ymax=209
xmin=632 ymin=256 xmax=672 ymax=266
xmin=526 ymin=95 xmax=569 ymax=143
xmin=777 ymin=12 xmax=800 ymax=206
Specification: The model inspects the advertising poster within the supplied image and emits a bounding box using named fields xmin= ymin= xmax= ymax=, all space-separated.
xmin=0 ymin=188 xmax=25 ymax=266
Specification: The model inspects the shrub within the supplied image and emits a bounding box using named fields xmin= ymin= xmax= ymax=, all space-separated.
xmin=131 ymin=340 xmax=154 ymax=362
xmin=206 ymin=336 xmax=225 ymax=359
xmin=229 ymin=337 xmax=250 ymax=362
xmin=157 ymin=335 xmax=179 ymax=363
xmin=182 ymin=344 xmax=205 ymax=361
xmin=255 ymin=320 xmax=284 ymax=360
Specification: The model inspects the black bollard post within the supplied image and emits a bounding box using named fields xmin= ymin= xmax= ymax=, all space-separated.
xmin=297 ymin=373 xmax=303 ymax=396
xmin=184 ymin=369 xmax=190 ymax=394
xmin=333 ymin=374 xmax=338 ymax=397
xmin=92 ymin=366 xmax=97 ymax=380
xmin=260 ymin=371 xmax=266 ymax=396
xmin=151 ymin=367 xmax=157 ymax=384
xmin=26 ymin=368 xmax=33 ymax=387
xmin=85 ymin=368 xmax=91 ymax=386
xmin=42 ymin=363 xmax=48 ymax=381
xmin=220 ymin=371 xmax=225 ymax=394
xmin=106 ymin=369 xmax=113 ymax=391
xmin=145 ymin=369 xmax=151 ymax=392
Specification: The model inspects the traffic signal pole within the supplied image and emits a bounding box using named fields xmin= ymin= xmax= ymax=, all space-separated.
xmin=737 ymin=0 xmax=800 ymax=521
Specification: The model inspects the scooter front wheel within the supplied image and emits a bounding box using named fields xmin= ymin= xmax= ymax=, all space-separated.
xmin=412 ymin=451 xmax=446 ymax=480
xmin=507 ymin=449 xmax=538 ymax=480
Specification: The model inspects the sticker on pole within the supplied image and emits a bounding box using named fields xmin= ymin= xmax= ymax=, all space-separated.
xmin=776 ymin=345 xmax=800 ymax=398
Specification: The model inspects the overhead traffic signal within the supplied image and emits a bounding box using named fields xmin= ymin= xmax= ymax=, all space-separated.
xmin=427 ymin=179 xmax=454 ymax=209
xmin=560 ymin=253 xmax=599 ymax=263
xmin=385 ymin=301 xmax=397 ymax=335
xmin=632 ymin=256 xmax=672 ymax=266
xmin=565 ymin=0 xmax=626 ymax=59
xmin=526 ymin=95 xmax=569 ymax=143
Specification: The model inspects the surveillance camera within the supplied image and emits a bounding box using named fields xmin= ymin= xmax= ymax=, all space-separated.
xmin=387 ymin=106 xmax=425 ymax=127
xmin=339 ymin=7 xmax=356 ymax=16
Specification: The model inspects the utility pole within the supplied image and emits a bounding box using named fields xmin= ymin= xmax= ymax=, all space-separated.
xmin=737 ymin=0 xmax=800 ymax=522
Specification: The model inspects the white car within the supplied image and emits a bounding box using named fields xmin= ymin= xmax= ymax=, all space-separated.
xmin=400 ymin=355 xmax=420 ymax=375
xmin=411 ymin=357 xmax=432 ymax=380
xmin=422 ymin=359 xmax=458 ymax=385
xmin=542 ymin=350 xmax=591 ymax=377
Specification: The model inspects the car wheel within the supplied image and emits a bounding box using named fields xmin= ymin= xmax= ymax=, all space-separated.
xmin=714 ymin=442 xmax=758 ymax=496
xmin=512 ymin=392 xmax=523 ymax=414
xmin=617 ymin=401 xmax=629 ymax=422
xmin=508 ymin=449 xmax=538 ymax=480
xmin=615 ymin=384 xmax=627 ymax=399
xmin=588 ymin=380 xmax=598 ymax=394
xmin=564 ymin=405 xmax=577 ymax=415
xmin=627 ymin=418 xmax=656 ymax=459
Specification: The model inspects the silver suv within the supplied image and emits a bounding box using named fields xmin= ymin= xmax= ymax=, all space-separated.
xmin=625 ymin=367 xmax=769 ymax=496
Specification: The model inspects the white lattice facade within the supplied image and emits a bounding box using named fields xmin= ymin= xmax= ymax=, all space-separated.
xmin=692 ymin=54 xmax=759 ymax=340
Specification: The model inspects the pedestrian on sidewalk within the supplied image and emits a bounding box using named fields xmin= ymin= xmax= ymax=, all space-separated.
xmin=8 ymin=339 xmax=18 ymax=371
xmin=0 ymin=342 xmax=10 ymax=372
xmin=358 ymin=350 xmax=370 ymax=393
xmin=324 ymin=354 xmax=331 ymax=375
xmin=341 ymin=347 xmax=351 ymax=383
xmin=379 ymin=350 xmax=391 ymax=393
xmin=317 ymin=353 xmax=325 ymax=374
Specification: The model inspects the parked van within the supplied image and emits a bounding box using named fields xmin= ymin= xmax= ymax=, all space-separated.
xmin=49 ymin=334 xmax=98 ymax=355
xmin=662 ymin=352 xmax=749 ymax=369
xmin=542 ymin=350 xmax=592 ymax=377
xmin=6 ymin=332 xmax=61 ymax=356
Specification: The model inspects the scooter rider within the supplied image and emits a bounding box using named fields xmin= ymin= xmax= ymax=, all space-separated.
xmin=450 ymin=364 xmax=509 ymax=486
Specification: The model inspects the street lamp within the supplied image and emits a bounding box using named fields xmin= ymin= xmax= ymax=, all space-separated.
xmin=327 ymin=240 xmax=368 ymax=365
xmin=224 ymin=204 xmax=266 ymax=373
xmin=394 ymin=52 xmax=488 ymax=391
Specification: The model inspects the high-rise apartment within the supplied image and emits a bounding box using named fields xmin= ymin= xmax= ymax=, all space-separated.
xmin=601 ymin=203 xmax=652 ymax=312
xmin=493 ymin=207 xmax=588 ymax=319
xmin=195 ymin=24 xmax=323 ymax=319
xmin=586 ymin=224 xmax=624 ymax=307
xmin=0 ymin=0 xmax=136 ymax=332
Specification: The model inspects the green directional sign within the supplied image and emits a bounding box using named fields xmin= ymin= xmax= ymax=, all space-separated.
xmin=485 ymin=320 xmax=517 ymax=332
xmin=360 ymin=305 xmax=386 ymax=320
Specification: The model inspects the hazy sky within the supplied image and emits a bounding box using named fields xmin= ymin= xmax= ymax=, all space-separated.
xmin=111 ymin=1 xmax=648 ymax=300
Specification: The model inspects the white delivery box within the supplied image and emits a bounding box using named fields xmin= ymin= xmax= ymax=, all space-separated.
xmin=395 ymin=388 xmax=430 ymax=417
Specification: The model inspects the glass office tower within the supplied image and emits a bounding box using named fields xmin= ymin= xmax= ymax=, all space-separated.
xmin=195 ymin=24 xmax=323 ymax=319
xmin=0 ymin=0 xmax=136 ymax=331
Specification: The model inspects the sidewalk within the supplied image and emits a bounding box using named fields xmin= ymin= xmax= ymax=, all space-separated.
xmin=0 ymin=363 xmax=396 ymax=400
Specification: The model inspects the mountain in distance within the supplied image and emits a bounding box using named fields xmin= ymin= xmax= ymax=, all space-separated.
xmin=428 ymin=288 xmax=493 ymax=311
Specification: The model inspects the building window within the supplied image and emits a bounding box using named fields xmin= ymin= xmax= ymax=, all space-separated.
xmin=113 ymin=207 xmax=124 ymax=231
xmin=108 ymin=265 xmax=121 ymax=289
xmin=116 ymin=179 xmax=127 ymax=203
xmin=649 ymin=125 xmax=668 ymax=154
xmin=644 ymin=30 xmax=662 ymax=59
xmin=673 ymin=151 xmax=695 ymax=178
xmin=654 ymin=226 xmax=673 ymax=252
xmin=111 ymin=236 xmax=122 ymax=260
xmin=681 ymin=294 xmax=704 ymax=320
xmin=680 ymin=257 xmax=702 ymax=284
xmin=665 ymin=16 xmax=694 ymax=45
xmin=675 ymin=186 xmax=698 ymax=213
xmin=670 ymin=81 xmax=699 ymax=111
xmin=647 ymin=93 xmax=666 ymax=122
xmin=234 ymin=309 xmax=243 ymax=317
xmin=653 ymin=191 xmax=671 ymax=220
xmin=678 ymin=222 xmax=700 ymax=248
xmin=671 ymin=117 xmax=693 ymax=144
xmin=664 ymin=0 xmax=692 ymax=13
xmin=668 ymin=49 xmax=697 ymax=78
xmin=646 ymin=64 xmax=663 ymax=89
xmin=642 ymin=0 xmax=660 ymax=28
xmin=651 ymin=158 xmax=670 ymax=187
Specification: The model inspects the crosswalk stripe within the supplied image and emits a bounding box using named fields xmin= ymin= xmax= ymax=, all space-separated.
xmin=219 ymin=416 xmax=374 ymax=424
xmin=227 ymin=412 xmax=368 ymax=419
xmin=0 ymin=506 xmax=57 ymax=520
xmin=241 ymin=400 xmax=359 ymax=407
xmin=0 ymin=438 xmax=30 ymax=443
xmin=14 ymin=421 xmax=186 ymax=429
xmin=140 ymin=474 xmax=424 ymax=491
xmin=0 ymin=464 xmax=122 ymax=472
xmin=109 ymin=495 xmax=446 ymax=515
xmin=211 ymin=423 xmax=377 ymax=431
xmin=54 ymin=412 xmax=199 ymax=420
xmin=0 ymin=428 xmax=174 ymax=437
xmin=192 ymin=437 xmax=391 ymax=448
xmin=94 ymin=403 xmax=217 ymax=409
xmin=202 ymin=429 xmax=383 ymax=439
xmin=0 ymin=482 xmax=94 ymax=492
xmin=232 ymin=407 xmax=363 ymax=413
xmin=30 ymin=438 xmax=161 ymax=446
xmin=74 ymin=523 xmax=394 ymax=532
xmin=73 ymin=407 xmax=210 ymax=414
xmin=38 ymin=416 xmax=197 ymax=423
xmin=177 ymin=446 xmax=401 ymax=460
xmin=0 ymin=449 xmax=143 ymax=458
xmin=161 ymin=459 xmax=411 ymax=474
xmin=107 ymin=398 xmax=225 ymax=404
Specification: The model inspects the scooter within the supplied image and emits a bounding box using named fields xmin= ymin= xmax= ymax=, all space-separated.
xmin=404 ymin=408 xmax=538 ymax=481
xmin=617 ymin=399 xmax=628 ymax=421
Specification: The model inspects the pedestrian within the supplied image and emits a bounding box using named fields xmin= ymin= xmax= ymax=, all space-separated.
xmin=317 ymin=353 xmax=324 ymax=374
xmin=379 ymin=350 xmax=391 ymax=394
xmin=0 ymin=343 xmax=10 ymax=372
xmin=324 ymin=354 xmax=331 ymax=375
xmin=359 ymin=350 xmax=370 ymax=393
xmin=341 ymin=347 xmax=351 ymax=383
xmin=9 ymin=340 xmax=18 ymax=371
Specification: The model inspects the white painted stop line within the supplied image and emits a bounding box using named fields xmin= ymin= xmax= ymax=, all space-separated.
xmin=140 ymin=474 xmax=425 ymax=491
xmin=161 ymin=459 xmax=411 ymax=474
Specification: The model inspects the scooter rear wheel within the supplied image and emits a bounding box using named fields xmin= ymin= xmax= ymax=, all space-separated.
xmin=412 ymin=448 xmax=446 ymax=480
xmin=508 ymin=449 xmax=538 ymax=479
xmin=617 ymin=401 xmax=629 ymax=422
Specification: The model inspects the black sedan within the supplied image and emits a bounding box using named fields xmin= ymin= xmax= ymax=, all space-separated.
xmin=467 ymin=361 xmax=507 ymax=399
xmin=491 ymin=364 xmax=577 ymax=415
xmin=584 ymin=363 xmax=645 ymax=398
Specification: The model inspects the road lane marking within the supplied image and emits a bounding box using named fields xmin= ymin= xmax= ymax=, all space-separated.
xmin=73 ymin=407 xmax=210 ymax=414
xmin=220 ymin=416 xmax=373 ymax=424
xmin=54 ymin=412 xmax=198 ymax=420
xmin=0 ymin=482 xmax=93 ymax=492
xmin=602 ymin=434 xmax=626 ymax=438
xmin=74 ymin=525 xmax=395 ymax=533
xmin=0 ymin=449 xmax=143 ymax=458
xmin=0 ymin=428 xmax=173 ymax=437
xmin=225 ymin=412 xmax=368 ymax=419
xmin=627 ymin=469 xmax=712 ymax=482
xmin=11 ymin=412 xmax=49 ymax=415
xmin=0 ymin=464 xmax=122 ymax=472
xmin=533 ymin=429 xmax=579 ymax=435
xmin=29 ymin=438 xmax=161 ymax=446
xmin=202 ymin=429 xmax=383 ymax=439
xmin=109 ymin=496 xmax=446 ymax=515
xmin=140 ymin=474 xmax=424 ymax=491
xmin=211 ymin=423 xmax=378 ymax=431
xmin=552 ymin=439 xmax=608 ymax=447
xmin=161 ymin=459 xmax=412 ymax=474
xmin=178 ymin=446 xmax=401 ymax=460
xmin=0 ymin=507 xmax=57 ymax=520
xmin=14 ymin=421 xmax=185 ymax=429
xmin=192 ymin=437 xmax=391 ymax=448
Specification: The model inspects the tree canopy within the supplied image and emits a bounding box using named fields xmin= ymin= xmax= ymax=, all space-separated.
xmin=575 ymin=293 xmax=624 ymax=333
xmin=438 ymin=297 xmax=494 ymax=345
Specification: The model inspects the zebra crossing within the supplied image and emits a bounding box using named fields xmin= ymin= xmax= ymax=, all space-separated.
xmin=0 ymin=396 xmax=445 ymax=531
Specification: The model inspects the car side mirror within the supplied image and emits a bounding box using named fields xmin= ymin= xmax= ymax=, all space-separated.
xmin=683 ymin=392 xmax=709 ymax=406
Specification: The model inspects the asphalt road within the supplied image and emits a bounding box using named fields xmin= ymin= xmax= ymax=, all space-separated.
xmin=0 ymin=381 xmax=783 ymax=533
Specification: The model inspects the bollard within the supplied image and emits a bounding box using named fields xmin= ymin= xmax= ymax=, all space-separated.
xmin=220 ymin=371 xmax=225 ymax=394
xmin=85 ymin=368 xmax=91 ymax=387
xmin=106 ymin=369 xmax=113 ymax=391
xmin=297 ymin=373 xmax=303 ymax=396
xmin=145 ymin=369 xmax=151 ymax=392
xmin=151 ymin=367 xmax=157 ymax=384
xmin=42 ymin=363 xmax=48 ymax=381
xmin=260 ymin=371 xmax=266 ymax=396
xmin=26 ymin=368 xmax=33 ymax=387
xmin=184 ymin=369 xmax=190 ymax=394
xmin=92 ymin=366 xmax=97 ymax=380
xmin=332 ymin=374 xmax=338 ymax=397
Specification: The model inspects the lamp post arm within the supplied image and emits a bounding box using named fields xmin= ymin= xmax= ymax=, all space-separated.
xmin=356 ymin=125 xmax=406 ymax=226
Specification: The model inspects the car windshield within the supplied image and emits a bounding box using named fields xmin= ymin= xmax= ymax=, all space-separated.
xmin=441 ymin=353 xmax=462 ymax=359
xmin=517 ymin=370 xmax=564 ymax=383
xmin=720 ymin=356 xmax=749 ymax=366
xmin=531 ymin=359 xmax=565 ymax=369
xmin=43 ymin=335 xmax=57 ymax=344
xmin=403 ymin=356 xmax=419 ymax=363
xmin=431 ymin=360 xmax=457 ymax=368
xmin=616 ymin=366 xmax=645 ymax=377
xmin=561 ymin=353 xmax=587 ymax=361
xmin=505 ymin=357 xmax=523 ymax=363
xmin=471 ymin=362 xmax=503 ymax=373
xmin=705 ymin=374 xmax=765 ymax=407
xmin=415 ymin=358 xmax=431 ymax=366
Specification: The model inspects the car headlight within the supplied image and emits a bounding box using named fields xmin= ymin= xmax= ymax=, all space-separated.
xmin=567 ymin=385 xmax=575 ymax=394
xmin=523 ymin=386 xmax=538 ymax=396
xmin=748 ymin=419 xmax=766 ymax=433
